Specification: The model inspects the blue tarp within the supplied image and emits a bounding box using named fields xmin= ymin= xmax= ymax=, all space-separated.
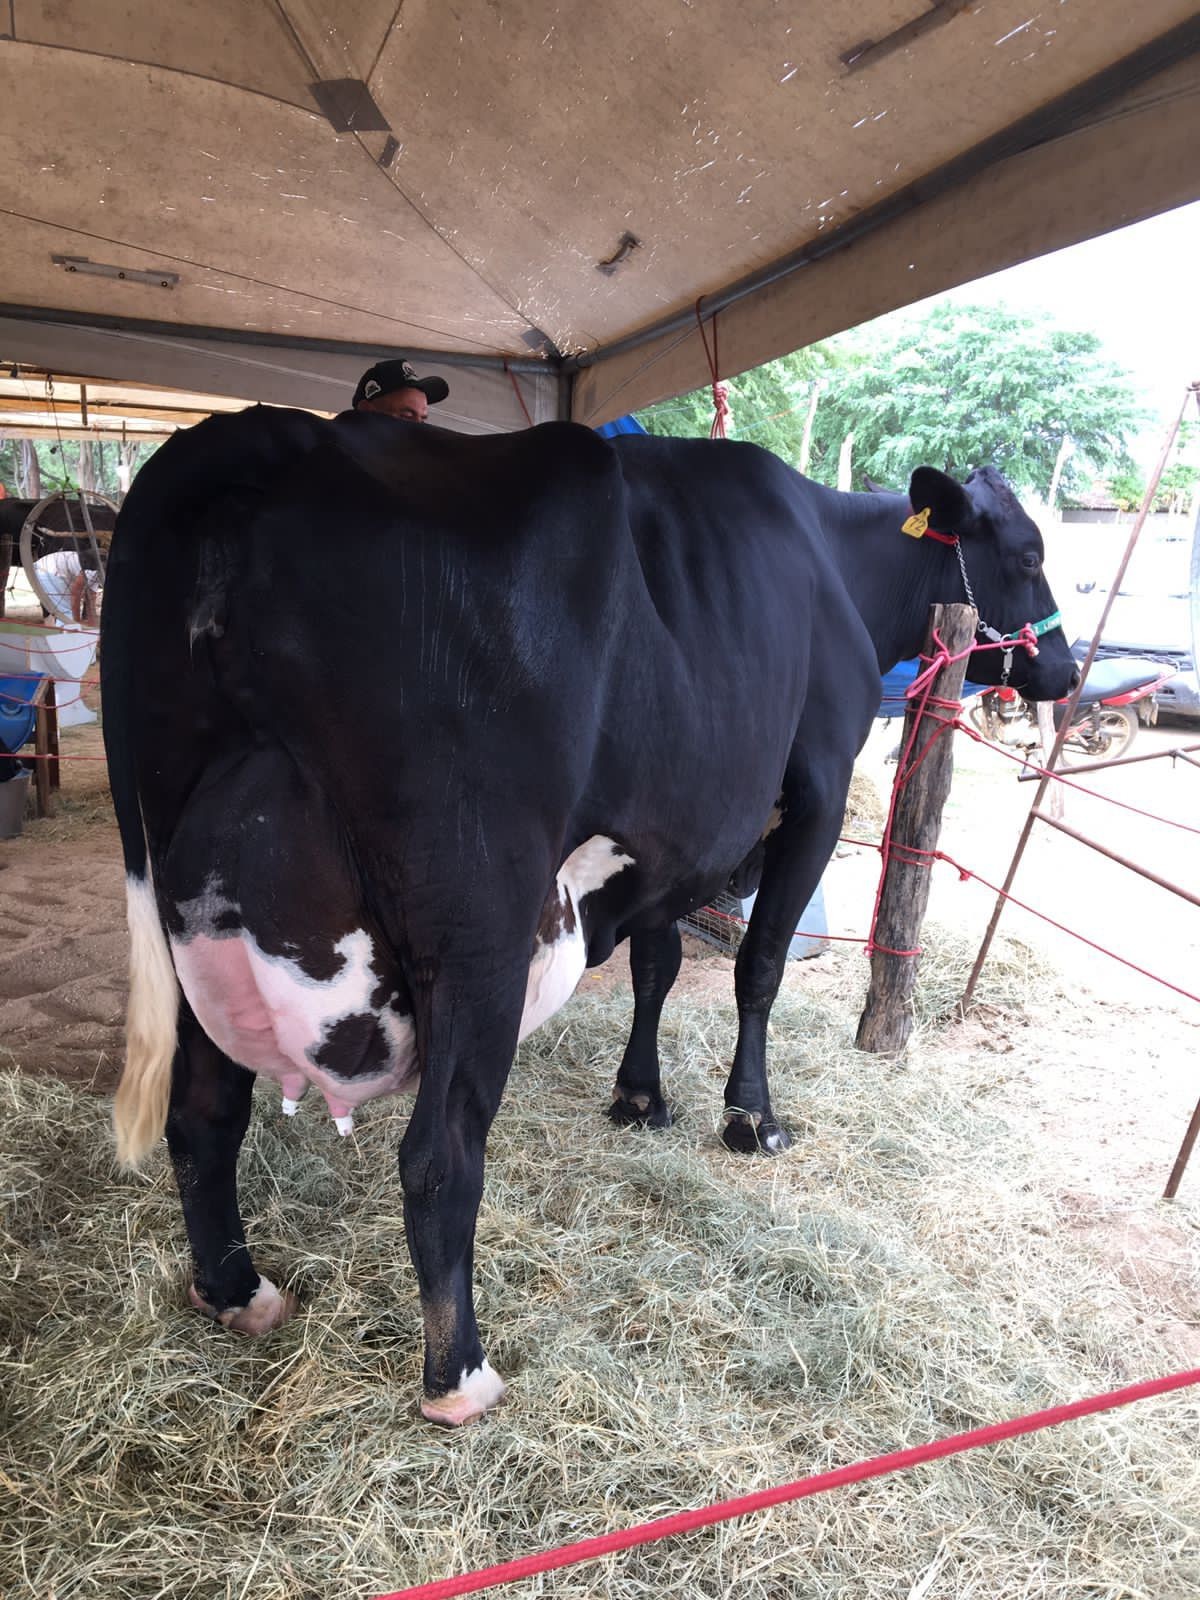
xmin=594 ymin=414 xmax=647 ymax=438
xmin=0 ymin=674 xmax=41 ymax=753
xmin=879 ymin=658 xmax=988 ymax=719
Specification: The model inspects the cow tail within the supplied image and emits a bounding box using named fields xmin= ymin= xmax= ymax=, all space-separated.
xmin=112 ymin=870 xmax=178 ymax=1167
xmin=102 ymin=407 xmax=325 ymax=1166
xmin=101 ymin=495 xmax=179 ymax=1169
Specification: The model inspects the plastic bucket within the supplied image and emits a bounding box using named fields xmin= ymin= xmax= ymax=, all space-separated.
xmin=0 ymin=769 xmax=31 ymax=838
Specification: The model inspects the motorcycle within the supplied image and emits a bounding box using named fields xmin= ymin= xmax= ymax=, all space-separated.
xmin=966 ymin=648 xmax=1174 ymax=767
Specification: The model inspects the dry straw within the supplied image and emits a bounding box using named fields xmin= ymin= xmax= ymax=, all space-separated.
xmin=2 ymin=929 xmax=1197 ymax=1598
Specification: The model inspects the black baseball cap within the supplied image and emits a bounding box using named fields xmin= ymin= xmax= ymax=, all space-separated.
xmin=353 ymin=358 xmax=449 ymax=408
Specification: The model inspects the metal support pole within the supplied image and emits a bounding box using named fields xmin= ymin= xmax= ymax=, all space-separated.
xmin=1029 ymin=809 xmax=1200 ymax=909
xmin=1164 ymin=1097 xmax=1200 ymax=1200
xmin=1018 ymin=738 xmax=1200 ymax=780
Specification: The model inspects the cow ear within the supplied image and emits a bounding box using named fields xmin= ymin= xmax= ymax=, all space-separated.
xmin=908 ymin=467 xmax=975 ymax=535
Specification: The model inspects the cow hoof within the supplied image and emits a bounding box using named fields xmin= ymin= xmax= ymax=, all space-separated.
xmin=420 ymin=1360 xmax=506 ymax=1427
xmin=188 ymin=1274 xmax=299 ymax=1334
xmin=606 ymin=1089 xmax=672 ymax=1130
xmin=721 ymin=1114 xmax=792 ymax=1156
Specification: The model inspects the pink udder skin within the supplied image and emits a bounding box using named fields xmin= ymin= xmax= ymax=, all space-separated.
xmin=172 ymin=933 xmax=417 ymax=1127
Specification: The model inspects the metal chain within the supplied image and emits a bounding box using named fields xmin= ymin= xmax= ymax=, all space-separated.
xmin=954 ymin=535 xmax=1015 ymax=681
xmin=953 ymin=538 xmax=978 ymax=611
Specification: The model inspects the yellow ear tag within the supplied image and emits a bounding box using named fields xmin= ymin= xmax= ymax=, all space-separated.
xmin=901 ymin=507 xmax=931 ymax=538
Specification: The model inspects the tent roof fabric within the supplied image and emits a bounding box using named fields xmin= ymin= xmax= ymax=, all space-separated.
xmin=1 ymin=3 xmax=1197 ymax=428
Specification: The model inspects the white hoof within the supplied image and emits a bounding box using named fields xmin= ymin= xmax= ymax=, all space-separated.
xmin=420 ymin=1359 xmax=506 ymax=1426
xmin=189 ymin=1274 xmax=298 ymax=1334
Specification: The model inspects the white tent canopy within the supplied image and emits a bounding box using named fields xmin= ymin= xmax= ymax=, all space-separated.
xmin=1 ymin=2 xmax=1197 ymax=432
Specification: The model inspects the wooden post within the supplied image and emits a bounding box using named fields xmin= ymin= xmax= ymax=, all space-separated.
xmin=857 ymin=602 xmax=976 ymax=1053
xmin=47 ymin=676 xmax=60 ymax=792
xmin=32 ymin=677 xmax=59 ymax=817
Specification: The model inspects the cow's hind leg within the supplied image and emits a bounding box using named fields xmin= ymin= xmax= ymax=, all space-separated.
xmin=607 ymin=922 xmax=681 ymax=1128
xmin=400 ymin=962 xmax=529 ymax=1426
xmin=722 ymin=780 xmax=845 ymax=1156
xmin=168 ymin=1002 xmax=297 ymax=1333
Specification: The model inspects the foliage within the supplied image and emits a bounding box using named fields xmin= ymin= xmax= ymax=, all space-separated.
xmin=1102 ymin=467 xmax=1146 ymax=512
xmin=0 ymin=437 xmax=157 ymax=499
xmin=640 ymin=344 xmax=842 ymax=467
xmin=1155 ymin=419 xmax=1200 ymax=513
xmin=806 ymin=304 xmax=1146 ymax=497
xmin=638 ymin=302 xmax=1148 ymax=503
xmin=1155 ymin=460 xmax=1199 ymax=513
xmin=1066 ymin=421 xmax=1200 ymax=513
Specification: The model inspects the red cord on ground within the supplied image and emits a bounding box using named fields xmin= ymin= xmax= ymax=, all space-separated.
xmin=373 ymin=1367 xmax=1200 ymax=1600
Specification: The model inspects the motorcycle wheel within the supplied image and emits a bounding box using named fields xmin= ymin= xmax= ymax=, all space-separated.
xmin=1057 ymin=704 xmax=1138 ymax=767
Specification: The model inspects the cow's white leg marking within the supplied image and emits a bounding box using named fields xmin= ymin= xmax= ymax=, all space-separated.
xmin=520 ymin=835 xmax=634 ymax=1041
xmin=762 ymin=800 xmax=785 ymax=838
xmin=188 ymin=1273 xmax=298 ymax=1335
xmin=420 ymin=1360 xmax=506 ymax=1427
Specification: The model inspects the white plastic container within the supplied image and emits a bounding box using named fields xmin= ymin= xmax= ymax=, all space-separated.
xmin=0 ymin=620 xmax=99 ymax=728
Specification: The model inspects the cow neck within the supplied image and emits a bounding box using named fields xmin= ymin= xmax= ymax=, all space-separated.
xmin=825 ymin=489 xmax=952 ymax=673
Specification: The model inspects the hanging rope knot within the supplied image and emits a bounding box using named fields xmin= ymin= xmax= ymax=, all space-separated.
xmin=1017 ymin=622 xmax=1039 ymax=658
xmin=709 ymin=380 xmax=731 ymax=440
xmin=695 ymin=299 xmax=732 ymax=439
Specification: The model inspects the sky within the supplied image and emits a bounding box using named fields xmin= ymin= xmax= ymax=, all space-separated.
xmin=929 ymin=198 xmax=1200 ymax=469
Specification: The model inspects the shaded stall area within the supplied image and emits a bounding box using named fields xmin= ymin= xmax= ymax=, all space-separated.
xmin=2 ymin=6 xmax=1199 ymax=1597
xmin=0 ymin=4 xmax=1197 ymax=424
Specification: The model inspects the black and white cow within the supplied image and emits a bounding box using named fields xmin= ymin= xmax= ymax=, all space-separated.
xmin=102 ymin=407 xmax=1075 ymax=1425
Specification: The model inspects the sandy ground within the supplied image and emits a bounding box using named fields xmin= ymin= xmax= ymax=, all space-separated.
xmin=2 ymin=696 xmax=1198 ymax=1358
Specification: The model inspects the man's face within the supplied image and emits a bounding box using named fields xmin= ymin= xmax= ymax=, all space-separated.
xmin=358 ymin=386 xmax=430 ymax=423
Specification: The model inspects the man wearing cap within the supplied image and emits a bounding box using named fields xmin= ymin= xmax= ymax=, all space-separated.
xmin=352 ymin=358 xmax=449 ymax=423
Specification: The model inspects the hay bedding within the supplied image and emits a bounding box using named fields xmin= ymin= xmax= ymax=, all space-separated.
xmin=2 ymin=935 xmax=1198 ymax=1600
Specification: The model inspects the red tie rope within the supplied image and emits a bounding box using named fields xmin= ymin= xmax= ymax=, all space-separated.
xmin=502 ymin=360 xmax=534 ymax=428
xmin=695 ymin=300 xmax=730 ymax=439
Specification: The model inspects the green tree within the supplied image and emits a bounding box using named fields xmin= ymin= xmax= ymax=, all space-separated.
xmin=0 ymin=437 xmax=156 ymax=500
xmin=806 ymin=304 xmax=1146 ymax=499
xmin=639 ymin=342 xmax=842 ymax=467
xmin=1154 ymin=420 xmax=1200 ymax=513
xmin=638 ymin=302 xmax=1146 ymax=503
xmin=1103 ymin=466 xmax=1146 ymax=512
xmin=1153 ymin=463 xmax=1197 ymax=513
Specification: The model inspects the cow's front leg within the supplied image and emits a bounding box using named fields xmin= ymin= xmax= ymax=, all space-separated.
xmin=608 ymin=922 xmax=680 ymax=1128
xmin=168 ymin=1004 xmax=297 ymax=1332
xmin=722 ymin=787 xmax=844 ymax=1156
xmin=400 ymin=970 xmax=525 ymax=1426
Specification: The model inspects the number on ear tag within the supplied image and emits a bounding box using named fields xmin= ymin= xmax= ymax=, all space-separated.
xmin=901 ymin=507 xmax=931 ymax=538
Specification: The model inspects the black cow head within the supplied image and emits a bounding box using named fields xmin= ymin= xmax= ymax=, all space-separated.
xmin=908 ymin=465 xmax=1077 ymax=700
